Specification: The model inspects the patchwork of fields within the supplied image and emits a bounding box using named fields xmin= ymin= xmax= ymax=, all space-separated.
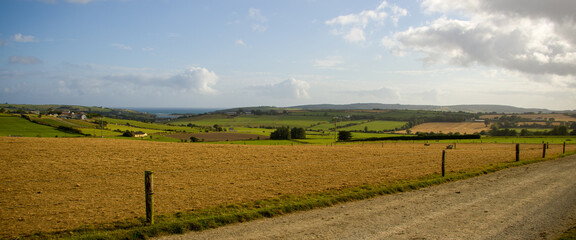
xmin=1 ymin=137 xmax=574 ymax=238
xmin=406 ymin=122 xmax=490 ymax=134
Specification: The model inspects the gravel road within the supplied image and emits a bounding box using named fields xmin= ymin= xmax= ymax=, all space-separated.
xmin=158 ymin=155 xmax=576 ymax=240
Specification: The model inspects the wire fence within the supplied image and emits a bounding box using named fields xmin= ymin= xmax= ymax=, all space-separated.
xmin=1 ymin=142 xmax=575 ymax=238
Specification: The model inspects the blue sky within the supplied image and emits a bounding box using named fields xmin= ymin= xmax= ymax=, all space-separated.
xmin=1 ymin=0 xmax=575 ymax=110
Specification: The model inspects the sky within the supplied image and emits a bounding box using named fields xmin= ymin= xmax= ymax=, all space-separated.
xmin=1 ymin=0 xmax=575 ymax=110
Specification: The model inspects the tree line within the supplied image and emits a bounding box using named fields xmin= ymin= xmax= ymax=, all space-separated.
xmin=269 ymin=127 xmax=306 ymax=140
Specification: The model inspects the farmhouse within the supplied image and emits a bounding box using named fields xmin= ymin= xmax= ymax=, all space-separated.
xmin=58 ymin=111 xmax=88 ymax=120
xmin=133 ymin=131 xmax=148 ymax=138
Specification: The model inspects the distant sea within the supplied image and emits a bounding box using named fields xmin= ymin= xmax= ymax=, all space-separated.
xmin=125 ymin=107 xmax=224 ymax=118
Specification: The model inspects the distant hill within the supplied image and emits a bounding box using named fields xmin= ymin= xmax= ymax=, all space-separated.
xmin=287 ymin=103 xmax=553 ymax=113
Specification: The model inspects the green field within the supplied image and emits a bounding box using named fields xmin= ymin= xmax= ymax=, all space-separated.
xmin=105 ymin=117 xmax=197 ymax=132
xmin=0 ymin=115 xmax=83 ymax=137
xmin=2 ymin=107 xmax=574 ymax=146
xmin=170 ymin=114 xmax=331 ymax=128
xmin=339 ymin=120 xmax=407 ymax=132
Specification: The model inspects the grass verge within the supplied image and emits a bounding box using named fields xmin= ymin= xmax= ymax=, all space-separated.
xmin=557 ymin=226 xmax=576 ymax=240
xmin=16 ymin=151 xmax=576 ymax=240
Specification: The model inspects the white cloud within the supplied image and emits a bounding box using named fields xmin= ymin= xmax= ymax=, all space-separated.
xmin=235 ymin=39 xmax=247 ymax=47
xmin=111 ymin=43 xmax=132 ymax=50
xmin=390 ymin=0 xmax=576 ymax=85
xmin=326 ymin=1 xmax=407 ymax=43
xmin=254 ymin=78 xmax=310 ymax=99
xmin=169 ymin=67 xmax=218 ymax=94
xmin=343 ymin=28 xmax=365 ymax=43
xmin=248 ymin=8 xmax=267 ymax=32
xmin=55 ymin=66 xmax=218 ymax=97
xmin=9 ymin=56 xmax=43 ymax=64
xmin=313 ymin=56 xmax=344 ymax=70
xmin=11 ymin=33 xmax=37 ymax=43
xmin=345 ymin=87 xmax=401 ymax=102
xmin=142 ymin=47 xmax=154 ymax=51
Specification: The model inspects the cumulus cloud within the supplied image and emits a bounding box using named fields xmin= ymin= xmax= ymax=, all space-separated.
xmin=254 ymin=78 xmax=310 ymax=99
xmin=168 ymin=67 xmax=218 ymax=94
xmin=389 ymin=0 xmax=576 ymax=83
xmin=9 ymin=56 xmax=43 ymax=64
xmin=11 ymin=33 xmax=37 ymax=43
xmin=326 ymin=1 xmax=407 ymax=43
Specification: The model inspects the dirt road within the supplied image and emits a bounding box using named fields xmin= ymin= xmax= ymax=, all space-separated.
xmin=158 ymin=155 xmax=576 ymax=240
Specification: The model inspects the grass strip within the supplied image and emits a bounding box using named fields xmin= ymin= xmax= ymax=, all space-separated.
xmin=16 ymin=151 xmax=576 ymax=240
xmin=556 ymin=226 xmax=576 ymax=240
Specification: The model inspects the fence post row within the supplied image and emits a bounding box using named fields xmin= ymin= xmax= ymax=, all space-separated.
xmin=516 ymin=144 xmax=520 ymax=162
xmin=145 ymin=170 xmax=154 ymax=225
xmin=441 ymin=150 xmax=446 ymax=177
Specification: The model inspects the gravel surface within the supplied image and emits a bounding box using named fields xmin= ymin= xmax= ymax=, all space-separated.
xmin=157 ymin=155 xmax=576 ymax=240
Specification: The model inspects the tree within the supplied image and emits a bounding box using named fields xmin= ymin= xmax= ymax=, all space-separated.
xmin=549 ymin=126 xmax=568 ymax=135
xmin=213 ymin=124 xmax=223 ymax=132
xmin=290 ymin=127 xmax=306 ymax=139
xmin=190 ymin=136 xmax=200 ymax=142
xmin=338 ymin=131 xmax=352 ymax=141
xmin=122 ymin=130 xmax=134 ymax=137
xmin=520 ymin=129 xmax=532 ymax=136
xmin=270 ymin=127 xmax=291 ymax=140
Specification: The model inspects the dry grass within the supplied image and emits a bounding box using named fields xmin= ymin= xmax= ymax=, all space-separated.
xmin=480 ymin=113 xmax=576 ymax=122
xmin=406 ymin=122 xmax=490 ymax=134
xmin=0 ymin=137 xmax=573 ymax=238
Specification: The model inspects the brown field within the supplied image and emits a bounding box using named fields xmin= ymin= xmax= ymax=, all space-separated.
xmin=1 ymin=137 xmax=574 ymax=238
xmin=405 ymin=122 xmax=490 ymax=134
xmin=480 ymin=113 xmax=576 ymax=122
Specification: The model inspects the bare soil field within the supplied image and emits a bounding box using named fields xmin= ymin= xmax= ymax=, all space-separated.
xmin=405 ymin=122 xmax=490 ymax=134
xmin=163 ymin=132 xmax=268 ymax=141
xmin=1 ymin=137 xmax=574 ymax=238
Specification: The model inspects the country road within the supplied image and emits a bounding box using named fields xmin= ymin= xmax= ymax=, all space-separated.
xmin=158 ymin=155 xmax=576 ymax=240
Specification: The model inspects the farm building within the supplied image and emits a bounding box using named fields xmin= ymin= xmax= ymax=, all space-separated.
xmin=133 ymin=131 xmax=147 ymax=138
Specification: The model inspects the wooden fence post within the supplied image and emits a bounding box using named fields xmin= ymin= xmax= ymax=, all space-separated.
xmin=515 ymin=144 xmax=520 ymax=162
xmin=145 ymin=170 xmax=154 ymax=225
xmin=563 ymin=142 xmax=566 ymax=154
xmin=542 ymin=144 xmax=546 ymax=159
xmin=442 ymin=150 xmax=446 ymax=177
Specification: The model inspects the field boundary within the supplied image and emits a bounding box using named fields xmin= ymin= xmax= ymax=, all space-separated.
xmin=21 ymin=150 xmax=576 ymax=240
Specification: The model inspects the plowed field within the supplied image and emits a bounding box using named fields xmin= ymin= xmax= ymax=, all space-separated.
xmin=1 ymin=137 xmax=573 ymax=238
